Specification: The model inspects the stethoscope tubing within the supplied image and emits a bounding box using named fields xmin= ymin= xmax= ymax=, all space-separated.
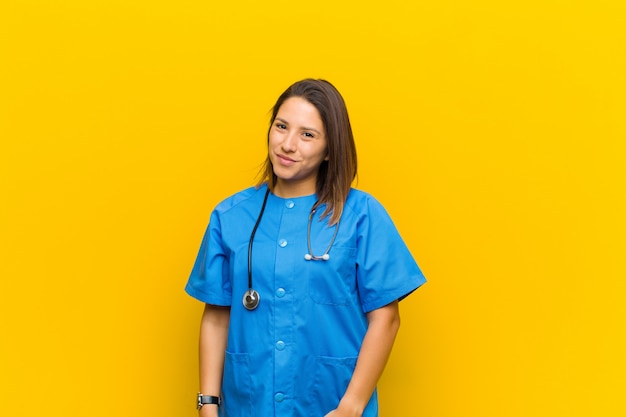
xmin=247 ymin=188 xmax=270 ymax=291
xmin=244 ymin=187 xmax=340 ymax=310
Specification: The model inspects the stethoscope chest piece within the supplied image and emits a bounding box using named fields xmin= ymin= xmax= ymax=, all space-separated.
xmin=242 ymin=288 xmax=260 ymax=310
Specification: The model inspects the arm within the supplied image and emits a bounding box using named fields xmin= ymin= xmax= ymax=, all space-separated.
xmin=325 ymin=300 xmax=401 ymax=417
xmin=198 ymin=303 xmax=230 ymax=417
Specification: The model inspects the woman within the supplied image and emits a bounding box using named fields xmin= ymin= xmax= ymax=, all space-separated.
xmin=186 ymin=79 xmax=426 ymax=417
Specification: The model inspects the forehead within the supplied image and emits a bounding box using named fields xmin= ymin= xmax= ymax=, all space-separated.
xmin=276 ymin=97 xmax=323 ymax=127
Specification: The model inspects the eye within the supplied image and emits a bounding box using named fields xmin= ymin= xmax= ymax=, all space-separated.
xmin=275 ymin=123 xmax=287 ymax=130
xmin=303 ymin=132 xmax=315 ymax=139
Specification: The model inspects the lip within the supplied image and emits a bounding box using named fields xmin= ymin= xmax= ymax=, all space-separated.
xmin=276 ymin=153 xmax=298 ymax=165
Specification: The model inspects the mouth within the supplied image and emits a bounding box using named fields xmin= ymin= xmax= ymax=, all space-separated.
xmin=276 ymin=153 xmax=298 ymax=165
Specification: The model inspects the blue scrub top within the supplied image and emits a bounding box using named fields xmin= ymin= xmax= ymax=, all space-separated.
xmin=186 ymin=184 xmax=426 ymax=417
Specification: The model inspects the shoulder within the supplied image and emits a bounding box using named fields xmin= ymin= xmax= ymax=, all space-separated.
xmin=213 ymin=184 xmax=268 ymax=216
xmin=344 ymin=188 xmax=388 ymax=216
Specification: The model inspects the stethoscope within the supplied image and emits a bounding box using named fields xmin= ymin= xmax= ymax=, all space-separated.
xmin=242 ymin=188 xmax=340 ymax=310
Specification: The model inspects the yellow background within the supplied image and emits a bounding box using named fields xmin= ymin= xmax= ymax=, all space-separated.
xmin=1 ymin=1 xmax=624 ymax=416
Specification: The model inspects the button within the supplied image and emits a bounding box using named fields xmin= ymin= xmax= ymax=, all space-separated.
xmin=275 ymin=340 xmax=285 ymax=351
xmin=274 ymin=392 xmax=285 ymax=402
xmin=285 ymin=200 xmax=295 ymax=209
xmin=278 ymin=239 xmax=287 ymax=247
xmin=275 ymin=288 xmax=286 ymax=298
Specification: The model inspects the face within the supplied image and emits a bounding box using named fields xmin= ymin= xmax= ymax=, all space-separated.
xmin=269 ymin=96 xmax=328 ymax=197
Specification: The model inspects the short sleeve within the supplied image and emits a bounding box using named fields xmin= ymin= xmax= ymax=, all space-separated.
xmin=185 ymin=210 xmax=232 ymax=306
xmin=355 ymin=196 xmax=426 ymax=313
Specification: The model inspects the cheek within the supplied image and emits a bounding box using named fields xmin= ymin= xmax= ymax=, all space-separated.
xmin=316 ymin=143 xmax=329 ymax=162
xmin=268 ymin=132 xmax=280 ymax=149
xmin=308 ymin=148 xmax=328 ymax=167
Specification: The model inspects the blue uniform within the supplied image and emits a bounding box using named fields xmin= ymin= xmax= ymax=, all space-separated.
xmin=186 ymin=184 xmax=426 ymax=417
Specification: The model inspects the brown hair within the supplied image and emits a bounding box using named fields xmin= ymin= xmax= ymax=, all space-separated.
xmin=257 ymin=79 xmax=357 ymax=225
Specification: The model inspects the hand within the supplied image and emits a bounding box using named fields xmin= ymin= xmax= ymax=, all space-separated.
xmin=324 ymin=405 xmax=362 ymax=417
xmin=198 ymin=404 xmax=219 ymax=417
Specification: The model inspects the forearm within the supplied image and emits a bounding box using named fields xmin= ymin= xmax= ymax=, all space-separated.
xmin=198 ymin=304 xmax=230 ymax=416
xmin=337 ymin=301 xmax=401 ymax=416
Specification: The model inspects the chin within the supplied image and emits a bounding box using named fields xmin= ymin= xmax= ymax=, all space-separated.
xmin=272 ymin=165 xmax=292 ymax=179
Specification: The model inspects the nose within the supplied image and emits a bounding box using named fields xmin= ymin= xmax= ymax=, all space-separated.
xmin=281 ymin=131 xmax=297 ymax=152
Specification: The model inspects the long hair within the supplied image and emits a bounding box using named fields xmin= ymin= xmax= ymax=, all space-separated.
xmin=257 ymin=79 xmax=357 ymax=225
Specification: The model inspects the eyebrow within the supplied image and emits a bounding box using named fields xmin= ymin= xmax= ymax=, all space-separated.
xmin=275 ymin=118 xmax=322 ymax=135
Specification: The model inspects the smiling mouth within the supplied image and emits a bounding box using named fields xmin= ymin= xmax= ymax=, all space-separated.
xmin=276 ymin=154 xmax=298 ymax=164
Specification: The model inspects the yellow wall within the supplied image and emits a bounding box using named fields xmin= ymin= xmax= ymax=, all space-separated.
xmin=1 ymin=1 xmax=624 ymax=416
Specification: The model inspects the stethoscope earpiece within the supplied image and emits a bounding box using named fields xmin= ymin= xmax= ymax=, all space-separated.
xmin=303 ymin=253 xmax=330 ymax=261
xmin=304 ymin=208 xmax=338 ymax=262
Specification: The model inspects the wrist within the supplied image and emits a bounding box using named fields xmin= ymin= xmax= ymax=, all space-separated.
xmin=197 ymin=393 xmax=221 ymax=410
xmin=337 ymin=396 xmax=364 ymax=417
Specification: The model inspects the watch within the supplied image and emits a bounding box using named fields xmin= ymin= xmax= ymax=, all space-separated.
xmin=197 ymin=393 xmax=221 ymax=409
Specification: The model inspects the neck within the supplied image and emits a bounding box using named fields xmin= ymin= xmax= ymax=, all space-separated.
xmin=273 ymin=179 xmax=317 ymax=198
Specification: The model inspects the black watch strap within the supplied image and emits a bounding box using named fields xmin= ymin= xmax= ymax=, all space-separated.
xmin=197 ymin=393 xmax=221 ymax=409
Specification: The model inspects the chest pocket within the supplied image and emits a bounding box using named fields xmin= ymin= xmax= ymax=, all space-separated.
xmin=306 ymin=246 xmax=357 ymax=305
